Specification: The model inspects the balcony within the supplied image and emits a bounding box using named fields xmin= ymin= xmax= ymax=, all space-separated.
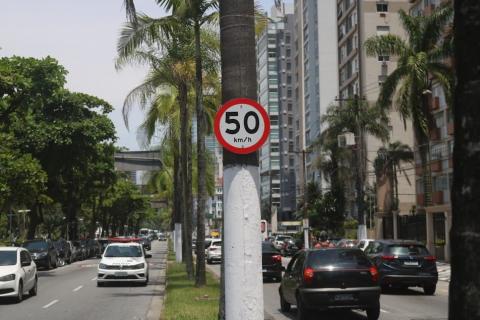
xmin=432 ymin=191 xmax=444 ymax=205
xmin=448 ymin=122 xmax=454 ymax=135
xmin=430 ymin=160 xmax=442 ymax=172
xmin=430 ymin=128 xmax=441 ymax=141
xmin=417 ymin=194 xmax=425 ymax=207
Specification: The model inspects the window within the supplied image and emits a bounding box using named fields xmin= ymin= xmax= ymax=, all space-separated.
xmin=376 ymin=25 xmax=390 ymax=36
xmin=287 ymin=75 xmax=292 ymax=84
xmin=286 ymin=48 xmax=291 ymax=56
xmin=289 ymin=158 xmax=295 ymax=166
xmin=378 ymin=55 xmax=390 ymax=62
xmin=286 ymin=62 xmax=291 ymax=70
xmin=288 ymin=117 xmax=293 ymax=125
xmin=288 ymin=103 xmax=293 ymax=111
xmin=377 ymin=2 xmax=388 ymax=12
xmin=433 ymin=175 xmax=448 ymax=192
xmin=287 ymin=89 xmax=292 ymax=97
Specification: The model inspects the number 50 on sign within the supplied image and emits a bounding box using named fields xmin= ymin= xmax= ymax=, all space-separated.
xmin=214 ymin=98 xmax=271 ymax=154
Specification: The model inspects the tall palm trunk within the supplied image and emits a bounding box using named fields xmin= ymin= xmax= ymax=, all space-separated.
xmin=194 ymin=20 xmax=207 ymax=287
xmin=449 ymin=1 xmax=480 ymax=318
xmin=178 ymin=81 xmax=194 ymax=279
xmin=414 ymin=123 xmax=432 ymax=207
xmin=172 ymin=138 xmax=181 ymax=230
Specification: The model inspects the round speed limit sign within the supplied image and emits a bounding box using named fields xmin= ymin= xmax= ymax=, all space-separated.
xmin=214 ymin=98 xmax=270 ymax=154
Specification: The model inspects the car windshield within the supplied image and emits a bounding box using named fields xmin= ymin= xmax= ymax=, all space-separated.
xmin=104 ymin=245 xmax=143 ymax=258
xmin=23 ymin=241 xmax=48 ymax=251
xmin=308 ymin=249 xmax=371 ymax=269
xmin=0 ymin=251 xmax=17 ymax=266
xmin=388 ymin=244 xmax=429 ymax=256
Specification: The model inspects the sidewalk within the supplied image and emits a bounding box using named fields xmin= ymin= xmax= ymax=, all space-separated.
xmin=146 ymin=241 xmax=167 ymax=320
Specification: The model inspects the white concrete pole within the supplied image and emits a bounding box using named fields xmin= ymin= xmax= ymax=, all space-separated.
xmin=174 ymin=223 xmax=182 ymax=263
xmin=224 ymin=165 xmax=264 ymax=320
xmin=303 ymin=218 xmax=309 ymax=249
xmin=393 ymin=211 xmax=399 ymax=240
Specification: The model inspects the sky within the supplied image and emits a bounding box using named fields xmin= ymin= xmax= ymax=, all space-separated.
xmin=0 ymin=0 xmax=276 ymax=150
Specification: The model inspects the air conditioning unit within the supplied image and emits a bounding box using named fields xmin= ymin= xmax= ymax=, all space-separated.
xmin=337 ymin=132 xmax=355 ymax=147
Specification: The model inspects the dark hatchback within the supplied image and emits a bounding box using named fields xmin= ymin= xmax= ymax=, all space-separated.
xmin=279 ymin=248 xmax=380 ymax=320
xmin=364 ymin=240 xmax=438 ymax=294
xmin=23 ymin=239 xmax=58 ymax=269
xmin=262 ymin=241 xmax=283 ymax=282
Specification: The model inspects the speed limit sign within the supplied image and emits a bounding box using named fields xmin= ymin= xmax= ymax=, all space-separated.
xmin=214 ymin=98 xmax=270 ymax=154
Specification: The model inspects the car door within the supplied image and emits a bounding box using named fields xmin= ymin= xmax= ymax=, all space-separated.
xmin=20 ymin=250 xmax=34 ymax=290
xmin=282 ymin=253 xmax=299 ymax=303
xmin=291 ymin=252 xmax=305 ymax=296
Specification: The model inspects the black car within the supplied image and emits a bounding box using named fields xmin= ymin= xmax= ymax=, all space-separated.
xmin=364 ymin=240 xmax=438 ymax=294
xmin=23 ymin=239 xmax=58 ymax=269
xmin=72 ymin=241 xmax=87 ymax=261
xmin=262 ymin=241 xmax=283 ymax=282
xmin=139 ymin=236 xmax=152 ymax=251
xmin=279 ymin=248 xmax=381 ymax=320
xmin=88 ymin=239 xmax=102 ymax=258
xmin=97 ymin=238 xmax=109 ymax=255
xmin=280 ymin=239 xmax=300 ymax=257
xmin=54 ymin=239 xmax=73 ymax=265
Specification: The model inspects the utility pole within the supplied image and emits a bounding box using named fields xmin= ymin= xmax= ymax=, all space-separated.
xmin=302 ymin=149 xmax=309 ymax=249
xmin=219 ymin=1 xmax=264 ymax=319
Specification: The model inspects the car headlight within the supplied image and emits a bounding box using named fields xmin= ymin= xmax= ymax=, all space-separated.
xmin=132 ymin=263 xmax=145 ymax=269
xmin=38 ymin=252 xmax=47 ymax=258
xmin=99 ymin=263 xmax=108 ymax=269
xmin=0 ymin=274 xmax=15 ymax=282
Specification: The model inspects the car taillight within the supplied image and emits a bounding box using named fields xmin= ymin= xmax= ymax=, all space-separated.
xmin=424 ymin=255 xmax=436 ymax=262
xmin=370 ymin=266 xmax=379 ymax=283
xmin=381 ymin=255 xmax=395 ymax=261
xmin=272 ymin=255 xmax=282 ymax=263
xmin=303 ymin=267 xmax=314 ymax=285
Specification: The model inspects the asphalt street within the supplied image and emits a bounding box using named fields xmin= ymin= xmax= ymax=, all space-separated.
xmin=0 ymin=241 xmax=167 ymax=320
xmin=207 ymin=257 xmax=449 ymax=320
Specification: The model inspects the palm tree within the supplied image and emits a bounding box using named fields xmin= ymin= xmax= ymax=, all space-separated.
xmin=319 ymin=100 xmax=390 ymax=229
xmin=117 ymin=18 xmax=199 ymax=279
xmin=374 ymin=142 xmax=414 ymax=222
xmin=364 ymin=4 xmax=454 ymax=206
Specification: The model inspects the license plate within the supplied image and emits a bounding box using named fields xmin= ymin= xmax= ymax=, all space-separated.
xmin=404 ymin=261 xmax=419 ymax=266
xmin=115 ymin=272 xmax=128 ymax=277
xmin=334 ymin=294 xmax=354 ymax=301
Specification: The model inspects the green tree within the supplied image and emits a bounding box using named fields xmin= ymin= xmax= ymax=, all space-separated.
xmin=319 ymin=100 xmax=390 ymax=227
xmin=374 ymin=141 xmax=414 ymax=215
xmin=364 ymin=3 xmax=454 ymax=206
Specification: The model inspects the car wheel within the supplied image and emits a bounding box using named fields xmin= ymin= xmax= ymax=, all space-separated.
xmin=366 ymin=303 xmax=380 ymax=320
xmin=279 ymin=288 xmax=291 ymax=312
xmin=424 ymin=284 xmax=436 ymax=295
xmin=296 ymin=293 xmax=308 ymax=320
xmin=16 ymin=281 xmax=23 ymax=303
xmin=29 ymin=277 xmax=38 ymax=296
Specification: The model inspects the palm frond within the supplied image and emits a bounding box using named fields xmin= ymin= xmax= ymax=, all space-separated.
xmin=421 ymin=3 xmax=453 ymax=51
xmin=377 ymin=67 xmax=409 ymax=111
xmin=123 ymin=0 xmax=138 ymax=25
xmin=364 ymin=34 xmax=409 ymax=57
xmin=427 ymin=62 xmax=455 ymax=108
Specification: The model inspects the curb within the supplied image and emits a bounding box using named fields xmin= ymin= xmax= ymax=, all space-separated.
xmin=147 ymin=241 xmax=168 ymax=320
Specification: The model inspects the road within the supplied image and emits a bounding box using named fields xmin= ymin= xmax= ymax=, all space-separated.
xmin=207 ymin=258 xmax=449 ymax=320
xmin=0 ymin=241 xmax=167 ymax=320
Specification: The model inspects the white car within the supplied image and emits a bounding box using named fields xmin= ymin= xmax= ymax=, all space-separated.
xmin=0 ymin=247 xmax=38 ymax=302
xmin=357 ymin=239 xmax=375 ymax=251
xmin=206 ymin=240 xmax=222 ymax=264
xmin=97 ymin=242 xmax=150 ymax=287
xmin=273 ymin=235 xmax=292 ymax=250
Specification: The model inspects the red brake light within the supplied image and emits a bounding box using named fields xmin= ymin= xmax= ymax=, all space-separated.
xmin=381 ymin=255 xmax=395 ymax=261
xmin=424 ymin=255 xmax=436 ymax=262
xmin=272 ymin=255 xmax=282 ymax=263
xmin=369 ymin=266 xmax=379 ymax=283
xmin=303 ymin=267 xmax=314 ymax=285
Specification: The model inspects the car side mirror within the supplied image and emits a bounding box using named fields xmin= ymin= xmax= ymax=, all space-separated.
xmin=145 ymin=254 xmax=152 ymax=259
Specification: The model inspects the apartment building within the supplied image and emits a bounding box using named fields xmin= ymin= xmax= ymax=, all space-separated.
xmin=410 ymin=0 xmax=453 ymax=262
xmin=336 ymin=0 xmax=416 ymax=235
xmin=257 ymin=5 xmax=297 ymax=223
xmin=205 ymin=135 xmax=223 ymax=225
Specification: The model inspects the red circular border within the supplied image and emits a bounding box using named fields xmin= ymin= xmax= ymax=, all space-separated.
xmin=214 ymin=98 xmax=270 ymax=155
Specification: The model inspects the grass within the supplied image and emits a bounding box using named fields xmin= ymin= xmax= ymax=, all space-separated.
xmin=162 ymin=245 xmax=220 ymax=320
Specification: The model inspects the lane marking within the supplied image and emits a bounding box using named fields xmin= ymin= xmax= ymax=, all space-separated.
xmin=73 ymin=285 xmax=83 ymax=292
xmin=381 ymin=309 xmax=391 ymax=314
xmin=91 ymin=277 xmax=97 ymax=281
xmin=42 ymin=299 xmax=59 ymax=309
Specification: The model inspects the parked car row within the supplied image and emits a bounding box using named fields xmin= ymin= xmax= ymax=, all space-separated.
xmin=277 ymin=239 xmax=439 ymax=320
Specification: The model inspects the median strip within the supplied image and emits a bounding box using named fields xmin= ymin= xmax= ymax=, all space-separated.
xmin=42 ymin=299 xmax=59 ymax=309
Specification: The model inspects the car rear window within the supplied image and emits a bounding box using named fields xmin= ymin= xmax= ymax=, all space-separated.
xmin=387 ymin=244 xmax=429 ymax=256
xmin=307 ymin=249 xmax=371 ymax=268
